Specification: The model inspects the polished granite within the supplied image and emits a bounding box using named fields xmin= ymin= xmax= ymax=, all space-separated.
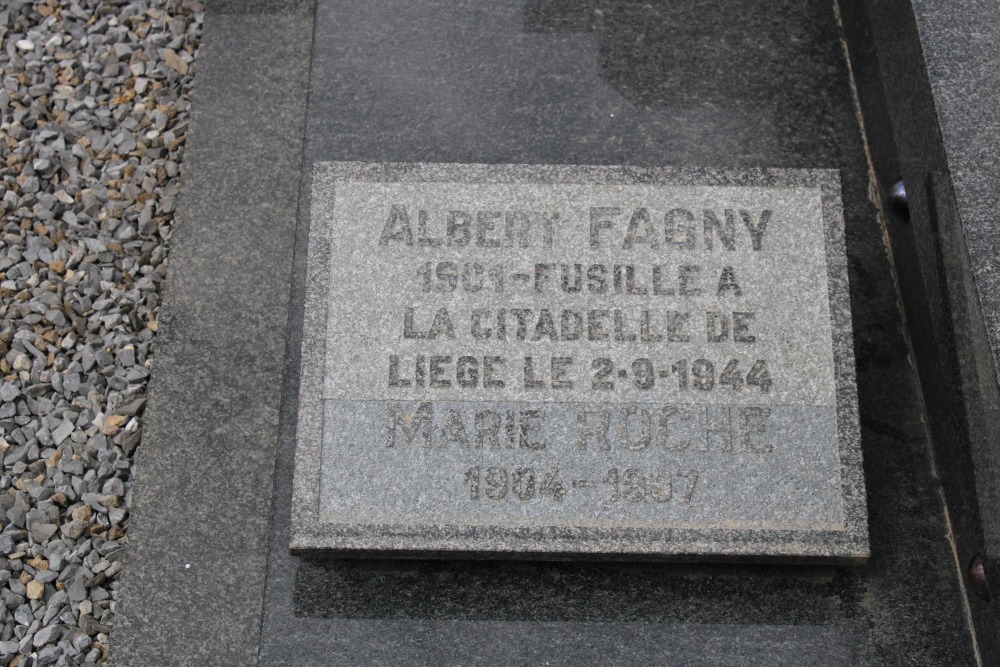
xmin=262 ymin=0 xmax=975 ymax=664
xmin=109 ymin=0 xmax=981 ymax=664
xmin=839 ymin=0 xmax=1000 ymax=657
xmin=293 ymin=163 xmax=867 ymax=561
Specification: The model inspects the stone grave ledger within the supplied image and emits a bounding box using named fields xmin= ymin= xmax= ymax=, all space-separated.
xmin=290 ymin=162 xmax=868 ymax=562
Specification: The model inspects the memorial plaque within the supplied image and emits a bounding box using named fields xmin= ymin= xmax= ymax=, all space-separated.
xmin=290 ymin=162 xmax=868 ymax=561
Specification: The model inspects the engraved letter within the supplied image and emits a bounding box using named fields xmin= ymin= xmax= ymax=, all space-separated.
xmin=698 ymin=406 xmax=733 ymax=452
xmin=590 ymin=207 xmax=621 ymax=247
xmin=519 ymin=410 xmax=546 ymax=450
xmin=623 ymin=208 xmax=659 ymax=249
xmin=740 ymin=406 xmax=772 ymax=453
xmin=388 ymin=355 xmax=412 ymax=387
xmin=741 ymin=209 xmax=771 ymax=250
xmin=706 ymin=311 xmax=729 ymax=342
xmin=440 ymin=410 xmax=470 ymax=448
xmin=577 ymin=406 xmax=611 ymax=450
xmin=665 ymin=209 xmax=696 ymax=249
xmin=384 ymin=402 xmax=433 ymax=448
xmin=620 ymin=405 xmax=652 ymax=451
xmin=456 ymin=356 xmax=479 ymax=388
xmin=447 ymin=211 xmax=472 ymax=246
xmin=658 ymin=405 xmax=691 ymax=451
xmin=733 ymin=311 xmax=756 ymax=343
xmin=378 ymin=205 xmax=413 ymax=245
xmin=476 ymin=211 xmax=502 ymax=247
xmin=475 ymin=411 xmax=502 ymax=448
xmin=551 ymin=357 xmax=574 ymax=389
xmin=717 ymin=266 xmax=742 ymax=296
xmin=703 ymin=210 xmax=736 ymax=250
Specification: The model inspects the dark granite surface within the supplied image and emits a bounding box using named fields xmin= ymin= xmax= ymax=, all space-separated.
xmin=107 ymin=3 xmax=314 ymax=666
xmin=258 ymin=0 xmax=977 ymax=664
xmin=909 ymin=0 xmax=1000 ymax=653
xmin=839 ymin=0 xmax=1000 ymax=658
xmin=910 ymin=0 xmax=1000 ymax=392
xmin=105 ymin=0 xmax=984 ymax=663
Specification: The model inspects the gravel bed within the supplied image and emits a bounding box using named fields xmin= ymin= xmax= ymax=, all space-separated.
xmin=0 ymin=1 xmax=203 ymax=664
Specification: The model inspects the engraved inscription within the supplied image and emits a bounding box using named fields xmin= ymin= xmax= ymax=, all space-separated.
xmin=312 ymin=174 xmax=848 ymax=536
xmin=382 ymin=401 xmax=772 ymax=454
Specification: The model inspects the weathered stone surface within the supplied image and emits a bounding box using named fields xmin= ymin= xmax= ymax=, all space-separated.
xmin=291 ymin=161 xmax=868 ymax=561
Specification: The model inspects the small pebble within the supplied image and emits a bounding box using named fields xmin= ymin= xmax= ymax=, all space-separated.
xmin=25 ymin=580 xmax=43 ymax=600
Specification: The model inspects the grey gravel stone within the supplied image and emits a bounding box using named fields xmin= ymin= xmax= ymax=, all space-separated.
xmin=67 ymin=580 xmax=87 ymax=604
xmin=71 ymin=629 xmax=92 ymax=652
xmin=0 ymin=0 xmax=204 ymax=661
xmin=0 ymin=385 xmax=19 ymax=403
xmin=29 ymin=523 xmax=57 ymax=543
xmin=32 ymin=622 xmax=61 ymax=647
xmin=78 ymin=615 xmax=109 ymax=636
xmin=52 ymin=420 xmax=74 ymax=445
xmin=36 ymin=645 xmax=62 ymax=664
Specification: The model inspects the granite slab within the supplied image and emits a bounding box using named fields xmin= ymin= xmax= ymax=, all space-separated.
xmin=838 ymin=0 xmax=1000 ymax=655
xmin=291 ymin=162 xmax=867 ymax=561
xmin=109 ymin=0 xmax=983 ymax=663
xmin=107 ymin=4 xmax=314 ymax=665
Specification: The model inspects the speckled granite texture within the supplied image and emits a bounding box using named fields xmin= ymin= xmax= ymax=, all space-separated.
xmin=836 ymin=0 xmax=1000 ymax=658
xmin=291 ymin=163 xmax=867 ymax=561
xmin=262 ymin=1 xmax=975 ymax=664
xmin=110 ymin=0 xmax=982 ymax=664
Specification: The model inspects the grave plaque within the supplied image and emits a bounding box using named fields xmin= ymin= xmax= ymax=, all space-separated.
xmin=290 ymin=162 xmax=868 ymax=561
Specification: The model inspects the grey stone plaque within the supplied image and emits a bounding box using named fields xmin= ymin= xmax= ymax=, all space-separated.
xmin=291 ymin=162 xmax=868 ymax=561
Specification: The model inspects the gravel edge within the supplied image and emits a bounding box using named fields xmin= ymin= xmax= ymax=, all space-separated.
xmin=0 ymin=1 xmax=203 ymax=664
